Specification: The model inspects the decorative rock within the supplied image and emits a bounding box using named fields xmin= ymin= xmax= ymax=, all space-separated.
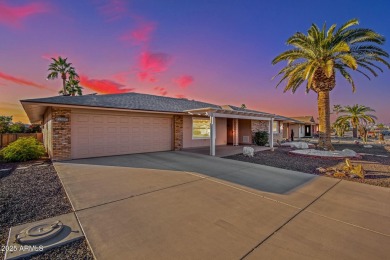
xmin=316 ymin=167 xmax=327 ymax=173
xmin=283 ymin=142 xmax=309 ymax=149
xmin=342 ymin=149 xmax=357 ymax=157
xmin=243 ymin=147 xmax=254 ymax=157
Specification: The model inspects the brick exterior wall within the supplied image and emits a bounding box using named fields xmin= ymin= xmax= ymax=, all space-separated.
xmin=251 ymin=120 xmax=284 ymax=144
xmin=51 ymin=108 xmax=71 ymax=160
xmin=174 ymin=115 xmax=183 ymax=150
xmin=251 ymin=120 xmax=269 ymax=133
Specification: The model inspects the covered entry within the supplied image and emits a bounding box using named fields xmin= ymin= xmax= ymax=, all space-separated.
xmin=185 ymin=108 xmax=275 ymax=156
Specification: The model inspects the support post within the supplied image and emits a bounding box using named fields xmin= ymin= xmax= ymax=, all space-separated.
xmin=270 ymin=117 xmax=274 ymax=151
xmin=210 ymin=114 xmax=216 ymax=156
xmin=233 ymin=118 xmax=239 ymax=146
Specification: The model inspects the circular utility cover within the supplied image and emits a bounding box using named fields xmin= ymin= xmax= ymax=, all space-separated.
xmin=16 ymin=221 xmax=64 ymax=245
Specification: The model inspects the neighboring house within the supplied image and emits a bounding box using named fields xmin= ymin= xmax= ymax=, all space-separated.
xmin=283 ymin=116 xmax=319 ymax=139
xmin=21 ymin=93 xmax=290 ymax=160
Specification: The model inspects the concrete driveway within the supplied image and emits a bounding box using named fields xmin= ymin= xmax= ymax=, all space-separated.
xmin=54 ymin=151 xmax=390 ymax=259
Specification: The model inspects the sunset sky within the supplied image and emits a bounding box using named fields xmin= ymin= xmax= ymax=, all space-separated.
xmin=1 ymin=0 xmax=389 ymax=123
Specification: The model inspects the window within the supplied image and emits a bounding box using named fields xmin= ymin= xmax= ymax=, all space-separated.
xmin=192 ymin=118 xmax=210 ymax=139
xmin=273 ymin=121 xmax=279 ymax=133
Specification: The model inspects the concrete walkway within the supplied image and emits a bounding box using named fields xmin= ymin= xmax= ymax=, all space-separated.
xmin=54 ymin=151 xmax=390 ymax=260
xmin=182 ymin=145 xmax=270 ymax=157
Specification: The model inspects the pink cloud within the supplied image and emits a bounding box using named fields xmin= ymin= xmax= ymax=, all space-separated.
xmin=80 ymin=75 xmax=134 ymax=94
xmin=137 ymin=51 xmax=172 ymax=83
xmin=154 ymin=87 xmax=168 ymax=96
xmin=139 ymin=52 xmax=172 ymax=72
xmin=173 ymin=75 xmax=194 ymax=89
xmin=0 ymin=71 xmax=51 ymax=90
xmin=0 ymin=2 xmax=48 ymax=28
xmin=120 ymin=22 xmax=156 ymax=45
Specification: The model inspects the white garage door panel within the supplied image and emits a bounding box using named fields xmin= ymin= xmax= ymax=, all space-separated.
xmin=71 ymin=113 xmax=172 ymax=159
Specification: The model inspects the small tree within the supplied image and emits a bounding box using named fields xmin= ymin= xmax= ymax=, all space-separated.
xmin=1 ymin=137 xmax=45 ymax=162
xmin=0 ymin=116 xmax=12 ymax=133
xmin=376 ymin=123 xmax=386 ymax=130
xmin=337 ymin=104 xmax=377 ymax=138
xmin=333 ymin=119 xmax=350 ymax=137
xmin=59 ymin=77 xmax=83 ymax=96
xmin=253 ymin=131 xmax=269 ymax=146
xmin=8 ymin=122 xmax=26 ymax=133
xmin=26 ymin=124 xmax=41 ymax=133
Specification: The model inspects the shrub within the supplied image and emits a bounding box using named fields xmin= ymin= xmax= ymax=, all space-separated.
xmin=0 ymin=137 xmax=45 ymax=162
xmin=253 ymin=131 xmax=269 ymax=146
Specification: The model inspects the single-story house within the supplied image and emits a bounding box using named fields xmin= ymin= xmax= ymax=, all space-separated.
xmin=289 ymin=116 xmax=319 ymax=138
xmin=21 ymin=93 xmax=292 ymax=160
xmin=279 ymin=116 xmax=319 ymax=140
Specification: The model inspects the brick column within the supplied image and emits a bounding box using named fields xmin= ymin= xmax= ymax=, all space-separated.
xmin=52 ymin=108 xmax=71 ymax=160
xmin=174 ymin=115 xmax=183 ymax=150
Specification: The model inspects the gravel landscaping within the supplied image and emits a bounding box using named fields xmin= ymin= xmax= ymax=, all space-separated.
xmin=225 ymin=143 xmax=390 ymax=188
xmin=0 ymin=160 xmax=93 ymax=260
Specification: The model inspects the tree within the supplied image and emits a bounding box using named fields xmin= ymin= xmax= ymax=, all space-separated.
xmin=0 ymin=116 xmax=12 ymax=133
xmin=26 ymin=124 xmax=41 ymax=133
xmin=8 ymin=122 xmax=26 ymax=133
xmin=337 ymin=104 xmax=377 ymax=138
xmin=47 ymin=57 xmax=79 ymax=95
xmin=333 ymin=118 xmax=350 ymax=137
xmin=272 ymin=19 xmax=389 ymax=150
xmin=59 ymin=76 xmax=83 ymax=96
xmin=376 ymin=123 xmax=386 ymax=130
xmin=333 ymin=104 xmax=342 ymax=117
xmin=241 ymin=104 xmax=247 ymax=109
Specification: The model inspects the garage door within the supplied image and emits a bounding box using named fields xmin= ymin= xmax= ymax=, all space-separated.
xmin=71 ymin=113 xmax=172 ymax=159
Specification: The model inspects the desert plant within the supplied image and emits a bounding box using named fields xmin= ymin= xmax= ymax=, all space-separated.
xmin=0 ymin=137 xmax=45 ymax=162
xmin=272 ymin=18 xmax=389 ymax=150
xmin=253 ymin=131 xmax=269 ymax=146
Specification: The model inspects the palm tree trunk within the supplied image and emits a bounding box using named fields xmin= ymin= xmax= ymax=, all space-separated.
xmin=352 ymin=127 xmax=358 ymax=138
xmin=61 ymin=73 xmax=67 ymax=95
xmin=317 ymin=90 xmax=334 ymax=150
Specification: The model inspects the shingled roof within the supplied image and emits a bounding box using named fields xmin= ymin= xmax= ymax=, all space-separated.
xmin=21 ymin=92 xmax=221 ymax=113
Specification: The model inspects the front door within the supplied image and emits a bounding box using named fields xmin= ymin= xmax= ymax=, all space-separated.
xmin=305 ymin=125 xmax=311 ymax=137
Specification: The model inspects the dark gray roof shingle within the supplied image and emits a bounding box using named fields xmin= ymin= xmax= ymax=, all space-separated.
xmin=21 ymin=93 xmax=221 ymax=113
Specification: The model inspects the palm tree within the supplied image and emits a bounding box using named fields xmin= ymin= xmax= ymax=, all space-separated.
xmin=47 ymin=57 xmax=79 ymax=95
xmin=333 ymin=118 xmax=350 ymax=137
xmin=337 ymin=104 xmax=377 ymax=138
xmin=59 ymin=77 xmax=83 ymax=96
xmin=272 ymin=19 xmax=389 ymax=150
xmin=333 ymin=104 xmax=342 ymax=117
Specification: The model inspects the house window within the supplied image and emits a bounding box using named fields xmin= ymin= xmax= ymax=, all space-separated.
xmin=273 ymin=121 xmax=279 ymax=133
xmin=192 ymin=118 xmax=210 ymax=139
